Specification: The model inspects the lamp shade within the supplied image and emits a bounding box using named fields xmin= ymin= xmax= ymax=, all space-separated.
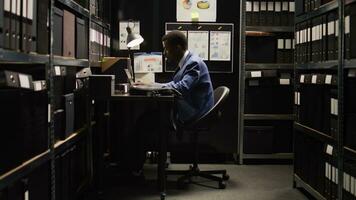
xmin=126 ymin=26 xmax=144 ymax=48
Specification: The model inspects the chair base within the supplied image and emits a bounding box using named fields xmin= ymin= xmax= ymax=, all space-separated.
xmin=166 ymin=165 xmax=229 ymax=189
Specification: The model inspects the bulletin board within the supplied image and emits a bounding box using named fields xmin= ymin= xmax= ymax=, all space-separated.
xmin=165 ymin=22 xmax=234 ymax=73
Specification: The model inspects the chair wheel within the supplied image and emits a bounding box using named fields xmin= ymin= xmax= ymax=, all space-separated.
xmin=223 ymin=174 xmax=230 ymax=181
xmin=219 ymin=181 xmax=226 ymax=189
xmin=160 ymin=192 xmax=166 ymax=200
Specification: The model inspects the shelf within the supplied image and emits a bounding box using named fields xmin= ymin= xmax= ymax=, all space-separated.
xmin=244 ymin=114 xmax=295 ymax=121
xmin=91 ymin=16 xmax=110 ymax=29
xmin=294 ymin=174 xmax=326 ymax=200
xmin=295 ymin=1 xmax=338 ymax=24
xmin=0 ymin=150 xmax=51 ymax=190
xmin=242 ymin=153 xmax=293 ymax=159
xmin=53 ymin=56 xmax=89 ymax=67
xmin=54 ymin=126 xmax=88 ymax=155
xmin=246 ymin=63 xmax=294 ymax=70
xmin=0 ymin=48 xmax=49 ymax=64
xmin=296 ymin=60 xmax=338 ymax=70
xmin=56 ymin=0 xmax=90 ymax=18
xmin=344 ymin=146 xmax=356 ymax=160
xmin=345 ymin=59 xmax=356 ymax=69
xmin=294 ymin=122 xmax=335 ymax=144
xmin=246 ymin=26 xmax=294 ymax=33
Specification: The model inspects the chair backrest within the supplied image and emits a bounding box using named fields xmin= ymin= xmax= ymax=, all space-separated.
xmin=189 ymin=86 xmax=230 ymax=129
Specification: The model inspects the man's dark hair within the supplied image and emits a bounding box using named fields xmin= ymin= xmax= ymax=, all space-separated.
xmin=162 ymin=31 xmax=188 ymax=50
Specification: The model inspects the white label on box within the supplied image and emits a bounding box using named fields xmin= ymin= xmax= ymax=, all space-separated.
xmin=300 ymin=75 xmax=305 ymax=83
xmin=346 ymin=173 xmax=351 ymax=192
xmin=345 ymin=16 xmax=350 ymax=34
xmin=282 ymin=2 xmax=288 ymax=11
xmin=331 ymin=98 xmax=335 ymax=115
xmin=289 ymin=2 xmax=295 ymax=12
xmin=24 ymin=190 xmax=29 ymax=200
xmin=268 ymin=1 xmax=274 ymax=11
xmin=293 ymin=39 xmax=295 ymax=49
xmin=275 ymin=2 xmax=281 ymax=12
xmin=253 ymin=2 xmax=260 ymax=12
xmin=336 ymin=168 xmax=339 ymax=184
xmin=246 ymin=2 xmax=252 ymax=12
xmin=328 ymin=21 xmax=335 ymax=35
xmin=323 ymin=23 xmax=327 ymax=36
xmin=19 ymin=74 xmax=30 ymax=89
xmin=332 ymin=166 xmax=336 ymax=183
xmin=294 ymin=92 xmax=298 ymax=105
xmin=296 ymin=31 xmax=299 ymax=44
xmin=326 ymin=145 xmax=333 ymax=155
xmin=16 ymin=0 xmax=21 ymax=16
xmin=278 ymin=39 xmax=284 ymax=49
xmin=48 ymin=104 xmax=51 ymax=122
xmin=311 ymin=27 xmax=315 ymax=42
xmin=335 ymin=20 xmax=339 ymax=36
xmin=325 ymin=163 xmax=329 ymax=179
xmin=312 ymin=75 xmax=317 ymax=84
xmin=307 ymin=28 xmax=311 ymax=42
xmin=251 ymin=71 xmax=262 ymax=78
xmin=345 ymin=173 xmax=347 ymax=190
xmin=351 ymin=176 xmax=355 ymax=195
xmin=354 ymin=178 xmax=356 ymax=196
xmin=285 ymin=39 xmax=292 ymax=49
xmin=298 ymin=93 xmax=300 ymax=105
xmin=325 ymin=75 xmax=332 ymax=84
xmin=55 ymin=66 xmax=61 ymax=76
xmin=33 ymin=81 xmax=42 ymax=91
xmin=280 ymin=79 xmax=290 ymax=85
xmin=260 ymin=2 xmax=267 ymax=11
xmin=11 ymin=0 xmax=16 ymax=13
xmin=335 ymin=99 xmax=338 ymax=115
xmin=4 ymin=0 xmax=10 ymax=12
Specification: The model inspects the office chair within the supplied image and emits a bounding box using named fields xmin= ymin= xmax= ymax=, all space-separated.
xmin=167 ymin=86 xmax=230 ymax=189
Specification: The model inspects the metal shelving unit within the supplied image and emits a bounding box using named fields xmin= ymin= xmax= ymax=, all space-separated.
xmin=239 ymin=0 xmax=295 ymax=164
xmin=293 ymin=0 xmax=348 ymax=199
xmin=0 ymin=0 xmax=111 ymax=199
xmin=344 ymin=59 xmax=356 ymax=69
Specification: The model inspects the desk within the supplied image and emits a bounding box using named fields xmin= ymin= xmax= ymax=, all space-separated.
xmin=110 ymin=93 xmax=175 ymax=200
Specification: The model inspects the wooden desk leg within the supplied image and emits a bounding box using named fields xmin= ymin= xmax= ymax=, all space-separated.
xmin=158 ymin=104 xmax=168 ymax=200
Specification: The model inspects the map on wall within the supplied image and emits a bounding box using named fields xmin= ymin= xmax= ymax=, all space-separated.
xmin=177 ymin=0 xmax=217 ymax=22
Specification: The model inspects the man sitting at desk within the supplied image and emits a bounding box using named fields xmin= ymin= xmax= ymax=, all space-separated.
xmin=127 ymin=30 xmax=214 ymax=178
xmin=162 ymin=30 xmax=214 ymax=124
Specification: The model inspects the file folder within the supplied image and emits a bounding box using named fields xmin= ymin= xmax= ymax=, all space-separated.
xmin=37 ymin=0 xmax=49 ymax=54
xmin=274 ymin=1 xmax=281 ymax=26
xmin=281 ymin=1 xmax=289 ymax=26
xmin=246 ymin=1 xmax=253 ymax=26
xmin=0 ymin=0 xmax=3 ymax=48
xmin=350 ymin=4 xmax=356 ymax=59
xmin=267 ymin=1 xmax=274 ymax=26
xmin=3 ymin=0 xmax=11 ymax=49
xmin=53 ymin=7 xmax=63 ymax=56
xmin=259 ymin=1 xmax=267 ymax=26
xmin=64 ymin=93 xmax=74 ymax=137
xmin=76 ymin=17 xmax=88 ymax=59
xmin=252 ymin=1 xmax=260 ymax=26
xmin=327 ymin=12 xmax=337 ymax=60
xmin=28 ymin=0 xmax=37 ymax=52
xmin=63 ymin=10 xmax=75 ymax=58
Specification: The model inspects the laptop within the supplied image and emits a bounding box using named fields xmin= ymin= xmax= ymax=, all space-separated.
xmin=124 ymin=68 xmax=168 ymax=91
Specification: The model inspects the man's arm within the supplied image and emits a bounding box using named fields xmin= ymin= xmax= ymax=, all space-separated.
xmin=165 ymin=62 xmax=201 ymax=96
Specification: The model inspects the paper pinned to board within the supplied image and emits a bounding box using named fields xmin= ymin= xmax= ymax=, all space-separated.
xmin=119 ymin=21 xmax=140 ymax=50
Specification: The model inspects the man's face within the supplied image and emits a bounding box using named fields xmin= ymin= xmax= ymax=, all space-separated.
xmin=163 ymin=41 xmax=182 ymax=63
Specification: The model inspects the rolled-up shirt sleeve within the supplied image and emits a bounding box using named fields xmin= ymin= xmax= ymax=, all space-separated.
xmin=164 ymin=63 xmax=200 ymax=96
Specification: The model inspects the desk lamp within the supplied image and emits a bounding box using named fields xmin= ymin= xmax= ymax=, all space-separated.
xmin=126 ymin=22 xmax=144 ymax=82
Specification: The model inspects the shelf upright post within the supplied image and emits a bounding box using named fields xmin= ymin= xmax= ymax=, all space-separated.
xmin=337 ymin=0 xmax=345 ymax=199
xmin=238 ymin=0 xmax=246 ymax=164
xmin=49 ymin=0 xmax=56 ymax=199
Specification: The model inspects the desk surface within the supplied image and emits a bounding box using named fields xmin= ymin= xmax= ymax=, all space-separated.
xmin=111 ymin=93 xmax=175 ymax=102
